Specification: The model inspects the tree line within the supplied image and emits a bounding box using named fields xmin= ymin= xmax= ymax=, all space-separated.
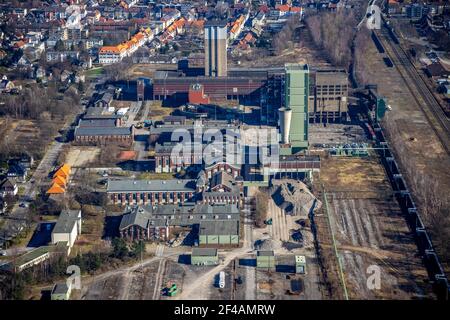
xmin=305 ymin=11 xmax=358 ymax=68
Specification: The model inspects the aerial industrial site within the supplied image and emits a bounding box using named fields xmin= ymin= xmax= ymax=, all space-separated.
xmin=0 ymin=0 xmax=449 ymax=306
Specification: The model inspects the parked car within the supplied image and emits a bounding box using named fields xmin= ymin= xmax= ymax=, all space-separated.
xmin=19 ymin=202 xmax=29 ymax=208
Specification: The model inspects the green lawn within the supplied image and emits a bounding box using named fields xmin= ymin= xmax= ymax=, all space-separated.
xmin=85 ymin=67 xmax=104 ymax=78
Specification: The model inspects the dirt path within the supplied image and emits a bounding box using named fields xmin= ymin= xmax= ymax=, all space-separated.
xmin=267 ymin=199 xmax=290 ymax=242
xmin=152 ymin=259 xmax=167 ymax=300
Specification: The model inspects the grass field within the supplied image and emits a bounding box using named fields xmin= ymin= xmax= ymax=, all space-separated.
xmin=85 ymin=67 xmax=104 ymax=78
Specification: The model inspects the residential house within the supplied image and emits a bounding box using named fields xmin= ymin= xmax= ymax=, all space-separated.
xmin=60 ymin=70 xmax=73 ymax=83
xmin=7 ymin=164 xmax=27 ymax=182
xmin=444 ymin=84 xmax=450 ymax=97
xmin=426 ymin=62 xmax=450 ymax=79
xmin=46 ymin=51 xmax=80 ymax=63
xmin=0 ymin=198 xmax=7 ymax=214
xmin=0 ymin=179 xmax=18 ymax=197
xmin=0 ymin=76 xmax=15 ymax=93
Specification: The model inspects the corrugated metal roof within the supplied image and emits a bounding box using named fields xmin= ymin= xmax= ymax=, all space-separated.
xmin=107 ymin=179 xmax=196 ymax=193
xmin=74 ymin=126 xmax=132 ymax=136
xmin=192 ymin=248 xmax=218 ymax=256
xmin=199 ymin=219 xmax=239 ymax=236
xmin=53 ymin=210 xmax=80 ymax=234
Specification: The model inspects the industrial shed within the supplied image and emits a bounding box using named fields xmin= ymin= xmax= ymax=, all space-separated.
xmin=256 ymin=250 xmax=275 ymax=270
xmin=198 ymin=220 xmax=239 ymax=246
xmin=191 ymin=248 xmax=219 ymax=266
xmin=51 ymin=282 xmax=72 ymax=300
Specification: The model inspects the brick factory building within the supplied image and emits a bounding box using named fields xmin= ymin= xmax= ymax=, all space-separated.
xmin=107 ymin=179 xmax=197 ymax=206
xmin=118 ymin=203 xmax=240 ymax=242
xmin=152 ymin=67 xmax=349 ymax=122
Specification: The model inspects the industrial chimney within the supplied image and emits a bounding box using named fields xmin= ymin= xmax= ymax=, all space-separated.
xmin=278 ymin=107 xmax=292 ymax=144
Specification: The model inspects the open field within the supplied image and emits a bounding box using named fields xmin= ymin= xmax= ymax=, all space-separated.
xmin=255 ymin=255 xmax=321 ymax=300
xmin=235 ymin=26 xmax=331 ymax=69
xmin=1 ymin=118 xmax=58 ymax=158
xmin=127 ymin=63 xmax=177 ymax=79
xmin=73 ymin=205 xmax=107 ymax=254
xmin=146 ymin=100 xmax=173 ymax=120
xmin=85 ymin=67 xmax=104 ymax=79
xmin=363 ymin=25 xmax=450 ymax=183
xmin=65 ymin=147 xmax=100 ymax=167
xmin=362 ymin=24 xmax=450 ymax=272
xmin=309 ymin=124 xmax=369 ymax=146
xmin=315 ymin=156 xmax=434 ymax=299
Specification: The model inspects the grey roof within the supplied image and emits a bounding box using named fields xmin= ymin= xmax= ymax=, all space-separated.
xmin=100 ymin=92 xmax=113 ymax=104
xmin=79 ymin=118 xmax=117 ymax=127
xmin=196 ymin=175 xmax=207 ymax=188
xmin=119 ymin=203 xmax=240 ymax=230
xmin=202 ymin=190 xmax=240 ymax=197
xmin=257 ymin=250 xmax=274 ymax=256
xmin=120 ymin=207 xmax=151 ymax=230
xmin=13 ymin=246 xmax=53 ymax=267
xmin=199 ymin=220 xmax=239 ymax=236
xmin=84 ymin=107 xmax=122 ymax=119
xmin=74 ymin=126 xmax=132 ymax=137
xmin=107 ymin=179 xmax=196 ymax=193
xmin=150 ymin=121 xmax=238 ymax=135
xmin=163 ymin=115 xmax=186 ymax=122
xmin=154 ymin=142 xmax=182 ymax=154
xmin=53 ymin=210 xmax=80 ymax=234
xmin=211 ymin=171 xmax=233 ymax=190
xmin=52 ymin=283 xmax=69 ymax=295
xmin=205 ymin=20 xmax=227 ymax=28
xmin=192 ymin=248 xmax=218 ymax=257
xmin=0 ymin=178 xmax=16 ymax=191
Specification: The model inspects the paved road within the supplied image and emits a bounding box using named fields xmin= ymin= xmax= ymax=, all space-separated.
xmin=242 ymin=202 xmax=256 ymax=300
xmin=125 ymin=101 xmax=143 ymax=126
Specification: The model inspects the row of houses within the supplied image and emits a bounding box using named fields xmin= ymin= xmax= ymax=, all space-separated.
xmin=98 ymin=28 xmax=153 ymax=64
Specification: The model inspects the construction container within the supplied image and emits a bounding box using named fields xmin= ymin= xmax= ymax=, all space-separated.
xmin=295 ymin=255 xmax=306 ymax=274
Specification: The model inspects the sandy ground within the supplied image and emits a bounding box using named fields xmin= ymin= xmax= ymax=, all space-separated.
xmin=78 ymin=195 xmax=323 ymax=300
xmin=65 ymin=147 xmax=100 ymax=167
xmin=364 ymin=25 xmax=450 ymax=190
xmin=127 ymin=63 xmax=177 ymax=79
xmin=317 ymin=156 xmax=434 ymax=299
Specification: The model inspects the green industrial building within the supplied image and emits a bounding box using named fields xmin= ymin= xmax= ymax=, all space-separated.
xmin=198 ymin=220 xmax=239 ymax=246
xmin=191 ymin=248 xmax=219 ymax=266
xmin=51 ymin=282 xmax=72 ymax=300
xmin=295 ymin=255 xmax=306 ymax=274
xmin=280 ymin=63 xmax=309 ymax=155
xmin=256 ymin=250 xmax=276 ymax=270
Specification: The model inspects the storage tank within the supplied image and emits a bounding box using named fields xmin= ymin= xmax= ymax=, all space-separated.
xmin=278 ymin=107 xmax=292 ymax=144
xmin=219 ymin=271 xmax=225 ymax=288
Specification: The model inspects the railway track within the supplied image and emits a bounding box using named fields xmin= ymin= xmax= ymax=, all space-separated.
xmin=376 ymin=24 xmax=450 ymax=154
